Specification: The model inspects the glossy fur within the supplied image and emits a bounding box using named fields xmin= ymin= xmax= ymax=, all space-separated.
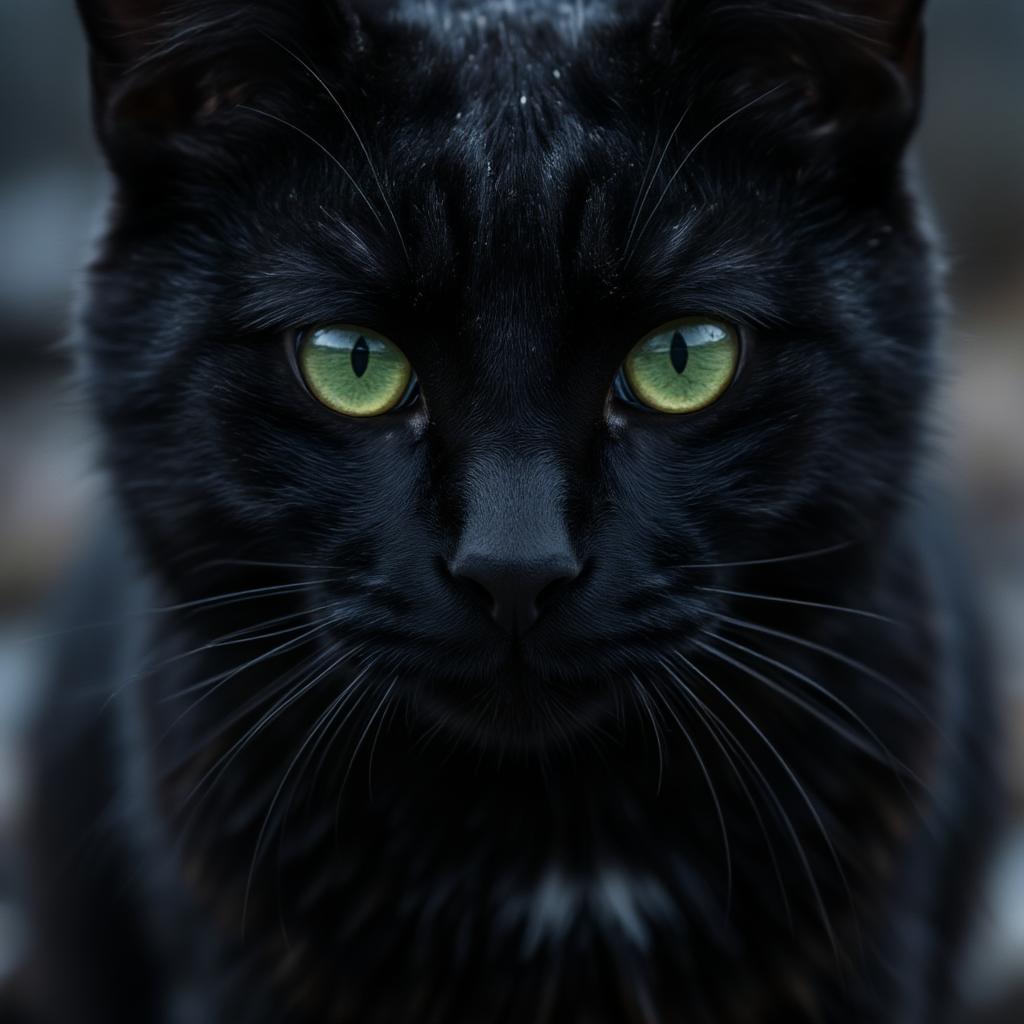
xmin=19 ymin=1 xmax=996 ymax=1022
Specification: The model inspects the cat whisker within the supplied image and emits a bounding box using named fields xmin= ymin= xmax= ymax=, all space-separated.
xmin=237 ymin=104 xmax=390 ymax=239
xmin=366 ymin=680 xmax=401 ymax=800
xmin=655 ymin=673 xmax=793 ymax=927
xmin=622 ymin=123 xmax=664 ymax=259
xmin=187 ymin=556 xmax=344 ymax=573
xmin=550 ymin=689 xmax=615 ymax=764
xmin=669 ymin=647 xmax=848 ymax=962
xmin=241 ymin=648 xmax=380 ymax=933
xmin=763 ymin=6 xmax=887 ymax=49
xmin=715 ymin=613 xmax=934 ymax=725
xmin=168 ymin=634 xmax=343 ymax=890
xmin=413 ymin=704 xmax=456 ymax=757
xmin=125 ymin=12 xmax=235 ymax=70
xmin=625 ymin=84 xmax=784 ymax=263
xmin=158 ymin=613 xmax=338 ymax=715
xmin=622 ymin=103 xmax=692 ymax=258
xmin=696 ymin=632 xmax=926 ymax=791
xmin=164 ymin=646 xmax=344 ymax=785
xmin=262 ymin=35 xmax=411 ymax=263
xmin=146 ymin=601 xmax=342 ymax=686
xmin=88 ymin=602 xmax=339 ymax=724
xmin=627 ymin=673 xmax=666 ymax=793
xmin=174 ymin=641 xmax=350 ymax=814
xmin=19 ymin=578 xmax=340 ymax=649
xmin=337 ymin=677 xmax=398 ymax=803
xmin=254 ymin=689 xmax=372 ymax=932
xmin=699 ymin=586 xmax=900 ymax=625
xmin=668 ymin=540 xmax=855 ymax=572
xmin=157 ymin=630 xmax=339 ymax=774
xmin=636 ymin=667 xmax=733 ymax=906
xmin=170 ymin=645 xmax=348 ymax=859
xmin=305 ymin=657 xmax=385 ymax=799
xmin=151 ymin=579 xmax=339 ymax=620
xmin=273 ymin=660 xmax=386 ymax=882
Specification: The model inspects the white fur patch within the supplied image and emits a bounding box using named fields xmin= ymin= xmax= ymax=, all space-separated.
xmin=500 ymin=865 xmax=678 ymax=956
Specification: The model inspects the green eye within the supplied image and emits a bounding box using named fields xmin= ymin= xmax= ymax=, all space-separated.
xmin=295 ymin=325 xmax=415 ymax=418
xmin=619 ymin=317 xmax=740 ymax=414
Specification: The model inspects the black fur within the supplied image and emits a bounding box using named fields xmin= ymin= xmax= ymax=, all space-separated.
xmin=19 ymin=1 xmax=997 ymax=1022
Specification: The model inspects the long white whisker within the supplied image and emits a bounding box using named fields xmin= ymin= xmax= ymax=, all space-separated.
xmin=21 ymin=579 xmax=339 ymax=649
xmin=189 ymin=557 xmax=342 ymax=573
xmin=339 ymin=679 xmax=398 ymax=802
xmin=263 ymin=36 xmax=410 ymax=262
xmin=626 ymin=85 xmax=783 ymax=261
xmin=635 ymin=670 xmax=733 ymax=907
xmin=365 ymin=680 xmax=400 ymax=800
xmin=669 ymin=541 xmax=854 ymax=572
xmin=238 ymin=104 xmax=389 ymax=237
xmin=149 ymin=600 xmax=344 ymax=687
xmin=241 ymin=650 xmax=376 ymax=933
xmin=701 ymin=586 xmax=899 ymax=625
xmin=304 ymin=657 xmax=383 ymax=796
xmin=176 ymin=640 xmax=349 ymax=815
xmin=671 ymin=647 xmax=848 ymax=960
xmin=653 ymin=662 xmax=792 ymax=925
xmin=628 ymin=674 xmax=666 ymax=793
xmin=698 ymin=633 xmax=925 ymax=789
xmin=158 ymin=614 xmax=338 ymax=720
xmin=716 ymin=613 xmax=933 ymax=724
xmin=622 ymin=103 xmax=692 ymax=256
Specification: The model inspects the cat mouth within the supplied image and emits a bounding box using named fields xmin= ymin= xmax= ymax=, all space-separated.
xmin=407 ymin=663 xmax=618 ymax=750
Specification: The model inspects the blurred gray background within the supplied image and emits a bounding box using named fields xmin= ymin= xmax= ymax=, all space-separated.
xmin=0 ymin=0 xmax=1022 ymax=1018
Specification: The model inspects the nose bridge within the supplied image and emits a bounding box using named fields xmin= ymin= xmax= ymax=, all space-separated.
xmin=456 ymin=449 xmax=573 ymax=563
xmin=448 ymin=448 xmax=581 ymax=635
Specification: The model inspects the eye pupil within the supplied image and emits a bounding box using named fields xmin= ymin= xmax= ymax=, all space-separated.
xmin=620 ymin=317 xmax=740 ymax=415
xmin=670 ymin=330 xmax=689 ymax=374
xmin=351 ymin=336 xmax=370 ymax=378
xmin=295 ymin=325 xmax=414 ymax=418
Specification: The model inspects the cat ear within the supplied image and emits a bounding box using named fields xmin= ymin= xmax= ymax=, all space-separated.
xmin=857 ymin=0 xmax=926 ymax=63
xmin=657 ymin=0 xmax=929 ymax=169
xmin=75 ymin=1 xmax=356 ymax=156
xmin=832 ymin=1 xmax=926 ymax=96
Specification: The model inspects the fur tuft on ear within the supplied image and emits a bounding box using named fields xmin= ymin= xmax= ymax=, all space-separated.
xmin=656 ymin=0 xmax=929 ymax=171
xmin=76 ymin=0 xmax=357 ymax=157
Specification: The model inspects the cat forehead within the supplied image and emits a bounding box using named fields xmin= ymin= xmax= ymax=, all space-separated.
xmin=391 ymin=0 xmax=621 ymax=39
xmin=388 ymin=0 xmax=626 ymax=97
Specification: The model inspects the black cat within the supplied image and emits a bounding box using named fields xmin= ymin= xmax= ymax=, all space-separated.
xmin=17 ymin=1 xmax=997 ymax=1022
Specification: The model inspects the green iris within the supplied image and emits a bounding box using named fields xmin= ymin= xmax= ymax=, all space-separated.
xmin=623 ymin=317 xmax=740 ymax=414
xmin=297 ymin=325 xmax=413 ymax=417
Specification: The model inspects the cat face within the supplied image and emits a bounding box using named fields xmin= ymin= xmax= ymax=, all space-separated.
xmin=79 ymin=0 xmax=935 ymax=749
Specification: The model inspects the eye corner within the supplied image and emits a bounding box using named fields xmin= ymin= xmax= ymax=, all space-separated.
xmin=611 ymin=366 xmax=644 ymax=410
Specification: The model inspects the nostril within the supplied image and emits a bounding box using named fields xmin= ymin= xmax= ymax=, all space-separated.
xmin=534 ymin=569 xmax=577 ymax=616
xmin=440 ymin=556 xmax=496 ymax=614
xmin=461 ymin=575 xmax=499 ymax=617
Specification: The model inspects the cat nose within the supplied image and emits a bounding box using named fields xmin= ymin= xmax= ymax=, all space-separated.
xmin=448 ymin=451 xmax=581 ymax=635
xmin=449 ymin=551 xmax=581 ymax=636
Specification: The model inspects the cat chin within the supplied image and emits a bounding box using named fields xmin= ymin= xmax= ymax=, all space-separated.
xmin=407 ymin=675 xmax=620 ymax=754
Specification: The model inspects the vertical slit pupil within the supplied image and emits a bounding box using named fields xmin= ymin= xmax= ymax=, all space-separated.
xmin=670 ymin=330 xmax=689 ymax=374
xmin=351 ymin=336 xmax=370 ymax=378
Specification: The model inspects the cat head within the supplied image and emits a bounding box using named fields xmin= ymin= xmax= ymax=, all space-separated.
xmin=76 ymin=0 xmax=937 ymax=750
